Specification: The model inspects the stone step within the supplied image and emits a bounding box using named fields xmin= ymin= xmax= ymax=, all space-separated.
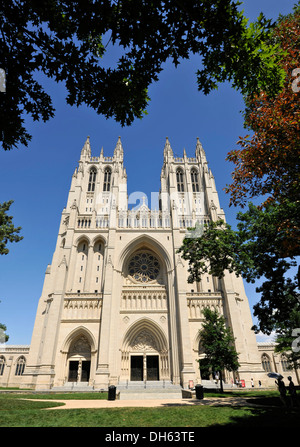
xmin=117 ymin=380 xmax=179 ymax=390
xmin=52 ymin=382 xmax=95 ymax=392
xmin=117 ymin=381 xmax=183 ymax=400
xmin=119 ymin=392 xmax=183 ymax=400
xmin=119 ymin=389 xmax=183 ymax=400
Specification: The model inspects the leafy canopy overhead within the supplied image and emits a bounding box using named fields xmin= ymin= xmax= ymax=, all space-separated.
xmin=225 ymin=5 xmax=300 ymax=208
xmin=178 ymin=6 xmax=300 ymax=341
xmin=0 ymin=0 xmax=285 ymax=150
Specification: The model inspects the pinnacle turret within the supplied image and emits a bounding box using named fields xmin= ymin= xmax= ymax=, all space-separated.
xmin=163 ymin=137 xmax=173 ymax=160
xmin=80 ymin=136 xmax=92 ymax=160
xmin=114 ymin=136 xmax=124 ymax=158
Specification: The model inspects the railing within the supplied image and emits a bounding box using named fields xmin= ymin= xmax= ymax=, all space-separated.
xmin=62 ymin=294 xmax=103 ymax=320
xmin=76 ymin=212 xmax=210 ymax=230
xmin=187 ymin=292 xmax=223 ymax=319
xmin=121 ymin=288 xmax=168 ymax=312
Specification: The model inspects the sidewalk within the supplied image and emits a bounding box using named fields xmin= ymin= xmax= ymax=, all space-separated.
xmin=25 ymin=396 xmax=259 ymax=410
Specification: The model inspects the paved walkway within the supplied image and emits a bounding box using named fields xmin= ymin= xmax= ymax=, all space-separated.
xmin=27 ymin=396 xmax=261 ymax=410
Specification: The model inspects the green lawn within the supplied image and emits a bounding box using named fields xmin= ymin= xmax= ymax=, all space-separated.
xmin=0 ymin=390 xmax=299 ymax=428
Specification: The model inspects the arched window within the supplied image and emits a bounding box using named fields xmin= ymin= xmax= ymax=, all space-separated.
xmin=191 ymin=168 xmax=199 ymax=192
xmin=281 ymin=355 xmax=289 ymax=372
xmin=176 ymin=169 xmax=184 ymax=192
xmin=261 ymin=354 xmax=271 ymax=372
xmin=103 ymin=167 xmax=111 ymax=191
xmin=0 ymin=356 xmax=5 ymax=375
xmin=88 ymin=167 xmax=97 ymax=192
xmin=15 ymin=356 xmax=26 ymax=376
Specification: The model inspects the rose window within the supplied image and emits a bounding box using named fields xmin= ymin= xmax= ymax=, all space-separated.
xmin=128 ymin=252 xmax=160 ymax=282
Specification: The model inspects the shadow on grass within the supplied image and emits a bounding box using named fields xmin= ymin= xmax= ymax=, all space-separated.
xmin=216 ymin=405 xmax=300 ymax=427
xmin=161 ymin=395 xmax=300 ymax=427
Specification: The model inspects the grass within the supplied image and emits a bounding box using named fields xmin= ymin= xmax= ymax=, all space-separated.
xmin=0 ymin=390 xmax=299 ymax=428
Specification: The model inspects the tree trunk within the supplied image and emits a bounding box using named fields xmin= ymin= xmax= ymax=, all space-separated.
xmin=219 ymin=370 xmax=224 ymax=393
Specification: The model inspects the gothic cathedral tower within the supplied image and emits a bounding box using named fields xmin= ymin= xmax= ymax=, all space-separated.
xmin=23 ymin=137 xmax=263 ymax=391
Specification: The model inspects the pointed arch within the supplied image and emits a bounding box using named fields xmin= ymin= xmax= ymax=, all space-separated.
xmin=61 ymin=326 xmax=97 ymax=355
xmin=120 ymin=317 xmax=170 ymax=381
xmin=117 ymin=234 xmax=173 ymax=273
xmin=88 ymin=166 xmax=97 ymax=192
xmin=122 ymin=317 xmax=168 ymax=353
xmin=103 ymin=166 xmax=112 ymax=191
xmin=74 ymin=235 xmax=91 ymax=248
xmin=191 ymin=167 xmax=200 ymax=192
xmin=176 ymin=168 xmax=185 ymax=192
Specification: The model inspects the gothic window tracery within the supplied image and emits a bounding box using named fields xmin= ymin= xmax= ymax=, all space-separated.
xmin=0 ymin=356 xmax=5 ymax=375
xmin=191 ymin=168 xmax=200 ymax=192
xmin=128 ymin=252 xmax=160 ymax=283
xmin=261 ymin=354 xmax=271 ymax=372
xmin=103 ymin=167 xmax=111 ymax=191
xmin=176 ymin=168 xmax=184 ymax=192
xmin=88 ymin=167 xmax=97 ymax=192
xmin=281 ymin=355 xmax=289 ymax=372
xmin=15 ymin=356 xmax=26 ymax=376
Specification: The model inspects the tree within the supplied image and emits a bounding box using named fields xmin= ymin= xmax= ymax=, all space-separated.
xmin=0 ymin=323 xmax=9 ymax=344
xmin=198 ymin=307 xmax=240 ymax=392
xmin=0 ymin=0 xmax=285 ymax=150
xmin=178 ymin=202 xmax=299 ymax=334
xmin=178 ymin=6 xmax=300 ymax=349
xmin=0 ymin=201 xmax=23 ymax=255
xmin=223 ymin=5 xmax=300 ymax=347
xmin=0 ymin=201 xmax=22 ymax=343
xmin=275 ymin=308 xmax=300 ymax=377
xmin=225 ymin=5 xmax=300 ymax=209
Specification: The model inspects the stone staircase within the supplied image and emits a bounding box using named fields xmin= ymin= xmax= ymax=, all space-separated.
xmin=117 ymin=381 xmax=183 ymax=400
xmin=51 ymin=382 xmax=95 ymax=392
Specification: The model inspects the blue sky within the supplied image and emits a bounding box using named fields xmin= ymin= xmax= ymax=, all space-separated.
xmin=0 ymin=1 xmax=297 ymax=345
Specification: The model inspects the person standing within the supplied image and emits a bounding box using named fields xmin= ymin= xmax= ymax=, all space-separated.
xmin=275 ymin=377 xmax=287 ymax=407
xmin=287 ymin=376 xmax=298 ymax=407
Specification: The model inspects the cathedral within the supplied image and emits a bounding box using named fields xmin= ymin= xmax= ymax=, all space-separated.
xmin=2 ymin=137 xmax=282 ymax=391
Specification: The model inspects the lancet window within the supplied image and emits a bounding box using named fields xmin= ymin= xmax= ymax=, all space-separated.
xmin=0 ymin=356 xmax=5 ymax=375
xmin=15 ymin=356 xmax=26 ymax=376
xmin=103 ymin=167 xmax=111 ymax=191
xmin=176 ymin=168 xmax=184 ymax=192
xmin=88 ymin=167 xmax=97 ymax=192
xmin=191 ymin=168 xmax=200 ymax=192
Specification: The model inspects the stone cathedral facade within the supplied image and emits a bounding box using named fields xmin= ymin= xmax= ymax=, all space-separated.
xmin=19 ymin=137 xmax=267 ymax=391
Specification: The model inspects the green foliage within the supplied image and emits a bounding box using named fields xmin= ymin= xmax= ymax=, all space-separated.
xmin=0 ymin=322 xmax=9 ymax=343
xmin=0 ymin=0 xmax=286 ymax=150
xmin=178 ymin=201 xmax=299 ymax=338
xmin=0 ymin=201 xmax=23 ymax=255
xmin=274 ymin=308 xmax=300 ymax=370
xmin=198 ymin=307 xmax=240 ymax=392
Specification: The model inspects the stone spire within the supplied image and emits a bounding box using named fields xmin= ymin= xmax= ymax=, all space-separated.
xmin=195 ymin=137 xmax=207 ymax=163
xmin=163 ymin=137 xmax=173 ymax=160
xmin=80 ymin=136 xmax=91 ymax=160
xmin=114 ymin=136 xmax=124 ymax=159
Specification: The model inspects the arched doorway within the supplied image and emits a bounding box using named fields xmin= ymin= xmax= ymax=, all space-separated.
xmin=67 ymin=335 xmax=91 ymax=383
xmin=121 ymin=319 xmax=169 ymax=382
xmin=130 ymin=330 xmax=160 ymax=381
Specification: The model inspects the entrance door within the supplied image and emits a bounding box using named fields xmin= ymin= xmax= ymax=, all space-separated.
xmin=131 ymin=356 xmax=144 ymax=381
xmin=81 ymin=361 xmax=91 ymax=382
xmin=147 ymin=355 xmax=159 ymax=381
xmin=68 ymin=361 xmax=79 ymax=381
